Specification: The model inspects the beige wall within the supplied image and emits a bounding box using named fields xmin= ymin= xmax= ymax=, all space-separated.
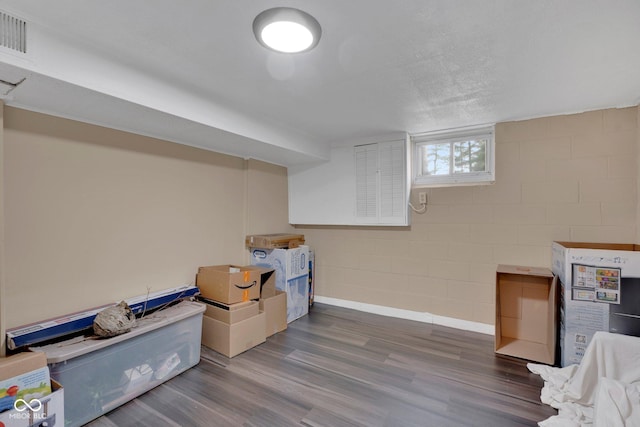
xmin=0 ymin=104 xmax=637 ymax=348
xmin=298 ymin=107 xmax=639 ymax=325
xmin=245 ymin=159 xmax=295 ymax=237
xmin=1 ymin=107 xmax=290 ymax=334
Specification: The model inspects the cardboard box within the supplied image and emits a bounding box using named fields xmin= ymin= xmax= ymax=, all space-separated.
xmin=257 ymin=267 xmax=276 ymax=299
xmin=495 ymin=264 xmax=557 ymax=365
xmin=201 ymin=312 xmax=266 ymax=358
xmin=552 ymin=241 xmax=640 ymax=366
xmin=0 ymin=351 xmax=48 ymax=380
xmin=0 ymin=352 xmax=51 ymax=414
xmin=200 ymin=298 xmax=260 ymax=324
xmin=0 ymin=379 xmax=63 ymax=427
xmin=245 ymin=233 xmax=305 ymax=249
xmin=249 ymin=245 xmax=309 ymax=322
xmin=260 ymin=290 xmax=287 ymax=337
xmin=196 ymin=265 xmax=261 ymax=304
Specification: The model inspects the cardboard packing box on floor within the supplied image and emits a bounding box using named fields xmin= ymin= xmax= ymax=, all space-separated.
xmin=249 ymin=245 xmax=310 ymax=323
xmin=552 ymin=241 xmax=640 ymax=367
xmin=0 ymin=351 xmax=64 ymax=427
xmin=260 ymin=290 xmax=287 ymax=337
xmin=0 ymin=380 xmax=63 ymax=427
xmin=494 ymin=265 xmax=557 ymax=365
xmin=201 ymin=299 xmax=260 ymax=323
xmin=200 ymin=299 xmax=266 ymax=358
xmin=201 ymin=313 xmax=266 ymax=358
xmin=256 ymin=267 xmax=276 ymax=299
xmin=196 ymin=264 xmax=261 ymax=304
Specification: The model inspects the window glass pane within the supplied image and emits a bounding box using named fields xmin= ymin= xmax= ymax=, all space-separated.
xmin=453 ymin=139 xmax=486 ymax=173
xmin=421 ymin=143 xmax=450 ymax=176
xmin=411 ymin=126 xmax=494 ymax=187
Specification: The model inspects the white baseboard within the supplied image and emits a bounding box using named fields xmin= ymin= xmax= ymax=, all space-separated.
xmin=313 ymin=295 xmax=494 ymax=336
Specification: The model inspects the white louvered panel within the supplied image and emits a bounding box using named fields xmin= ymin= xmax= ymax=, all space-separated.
xmin=355 ymin=143 xmax=378 ymax=219
xmin=289 ymin=137 xmax=408 ymax=226
xmin=378 ymin=140 xmax=405 ymax=220
xmin=0 ymin=11 xmax=27 ymax=53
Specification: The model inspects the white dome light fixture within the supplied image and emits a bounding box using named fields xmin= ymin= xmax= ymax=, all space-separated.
xmin=253 ymin=7 xmax=321 ymax=53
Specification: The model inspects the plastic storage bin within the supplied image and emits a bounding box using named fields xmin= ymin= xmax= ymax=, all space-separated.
xmin=31 ymin=300 xmax=205 ymax=427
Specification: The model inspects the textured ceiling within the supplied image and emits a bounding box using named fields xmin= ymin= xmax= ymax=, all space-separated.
xmin=0 ymin=1 xmax=638 ymax=165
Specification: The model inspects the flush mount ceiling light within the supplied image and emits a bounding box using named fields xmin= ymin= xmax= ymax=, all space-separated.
xmin=253 ymin=7 xmax=321 ymax=53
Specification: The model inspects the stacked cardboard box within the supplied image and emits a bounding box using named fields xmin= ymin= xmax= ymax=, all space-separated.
xmin=196 ymin=265 xmax=261 ymax=304
xmin=245 ymin=233 xmax=305 ymax=249
xmin=0 ymin=352 xmax=64 ymax=427
xmin=249 ymin=245 xmax=310 ymax=323
xmin=247 ymin=233 xmax=315 ymax=313
xmin=255 ymin=268 xmax=288 ymax=337
xmin=197 ymin=265 xmax=287 ymax=358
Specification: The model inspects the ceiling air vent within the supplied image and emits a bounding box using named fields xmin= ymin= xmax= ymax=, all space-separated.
xmin=0 ymin=11 xmax=26 ymax=53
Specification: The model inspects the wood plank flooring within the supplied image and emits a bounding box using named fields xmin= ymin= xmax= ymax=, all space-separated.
xmin=86 ymin=303 xmax=556 ymax=426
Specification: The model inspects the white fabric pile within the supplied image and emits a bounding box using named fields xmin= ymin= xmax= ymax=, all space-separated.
xmin=528 ymin=331 xmax=640 ymax=426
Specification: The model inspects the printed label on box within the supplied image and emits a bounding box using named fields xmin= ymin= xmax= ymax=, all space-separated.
xmin=0 ymin=366 xmax=51 ymax=414
xmin=571 ymin=264 xmax=620 ymax=304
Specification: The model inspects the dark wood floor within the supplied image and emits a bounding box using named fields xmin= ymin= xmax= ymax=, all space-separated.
xmin=86 ymin=303 xmax=556 ymax=426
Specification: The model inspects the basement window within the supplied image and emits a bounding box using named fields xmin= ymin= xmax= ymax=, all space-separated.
xmin=411 ymin=125 xmax=495 ymax=187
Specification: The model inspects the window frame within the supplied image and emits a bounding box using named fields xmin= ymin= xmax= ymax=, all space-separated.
xmin=411 ymin=125 xmax=495 ymax=188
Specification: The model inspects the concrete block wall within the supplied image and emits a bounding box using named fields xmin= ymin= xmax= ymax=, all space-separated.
xmin=298 ymin=106 xmax=639 ymax=326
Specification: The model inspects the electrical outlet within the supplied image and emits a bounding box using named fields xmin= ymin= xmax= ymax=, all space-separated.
xmin=418 ymin=192 xmax=427 ymax=204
